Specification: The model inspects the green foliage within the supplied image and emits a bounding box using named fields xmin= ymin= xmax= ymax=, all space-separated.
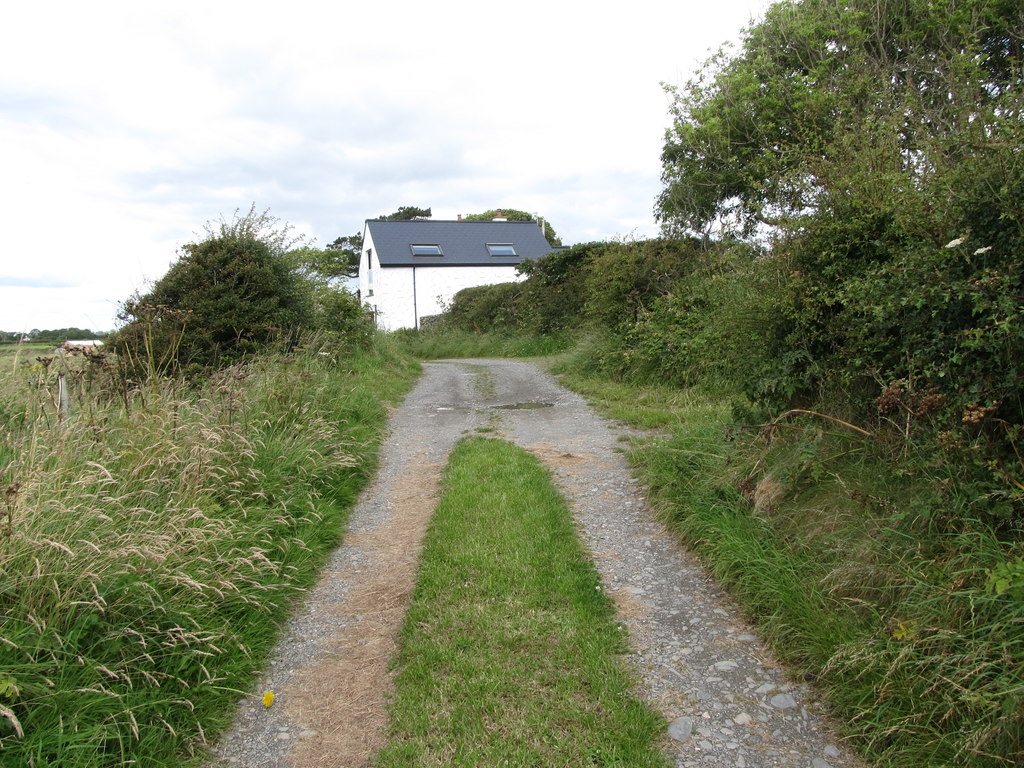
xmin=463 ymin=208 xmax=563 ymax=247
xmin=657 ymin=0 xmax=1024 ymax=238
xmin=113 ymin=208 xmax=314 ymax=373
xmin=8 ymin=328 xmax=106 ymax=344
xmin=581 ymin=238 xmax=702 ymax=328
xmin=437 ymin=282 xmax=526 ymax=334
xmin=313 ymin=284 xmax=376 ymax=347
xmin=288 ymin=245 xmax=376 ymax=350
xmin=513 ymin=242 xmax=601 ymax=332
xmin=377 ymin=205 xmax=431 ymax=221
xmin=434 ymin=236 xmax=792 ymax=396
xmin=305 ymin=238 xmax=361 ymax=281
xmin=651 ymin=0 xmax=1024 ymax=522
xmin=986 ymin=554 xmax=1024 ymax=600
xmin=424 ymin=242 xmax=598 ymax=338
xmin=616 ymin=247 xmax=793 ymax=395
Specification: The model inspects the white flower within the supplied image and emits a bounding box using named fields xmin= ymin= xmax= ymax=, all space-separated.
xmin=973 ymin=246 xmax=992 ymax=255
xmin=945 ymin=236 xmax=967 ymax=249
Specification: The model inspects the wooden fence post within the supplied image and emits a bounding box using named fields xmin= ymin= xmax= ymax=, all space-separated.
xmin=57 ymin=372 xmax=70 ymax=424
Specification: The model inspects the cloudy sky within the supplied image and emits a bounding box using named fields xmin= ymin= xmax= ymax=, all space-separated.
xmin=0 ymin=0 xmax=772 ymax=333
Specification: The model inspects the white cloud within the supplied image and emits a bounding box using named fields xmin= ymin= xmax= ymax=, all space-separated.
xmin=0 ymin=0 xmax=772 ymax=331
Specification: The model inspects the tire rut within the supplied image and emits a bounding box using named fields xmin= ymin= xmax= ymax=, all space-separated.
xmin=207 ymin=359 xmax=864 ymax=768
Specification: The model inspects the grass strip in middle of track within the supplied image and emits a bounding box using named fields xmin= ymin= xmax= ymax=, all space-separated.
xmin=376 ymin=436 xmax=669 ymax=767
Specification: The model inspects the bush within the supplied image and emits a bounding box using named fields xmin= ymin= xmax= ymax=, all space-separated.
xmin=514 ymin=243 xmax=601 ymax=333
xmin=112 ymin=208 xmax=313 ymax=374
xmin=617 ymin=254 xmax=782 ymax=392
xmin=442 ymin=282 xmax=526 ymax=334
xmin=313 ymin=283 xmax=376 ymax=351
xmin=581 ymin=238 xmax=704 ymax=329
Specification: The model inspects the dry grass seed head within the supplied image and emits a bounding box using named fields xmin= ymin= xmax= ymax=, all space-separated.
xmin=753 ymin=474 xmax=784 ymax=514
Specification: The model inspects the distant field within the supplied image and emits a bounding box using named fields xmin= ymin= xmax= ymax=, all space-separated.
xmin=0 ymin=343 xmax=52 ymax=353
xmin=0 ymin=343 xmax=54 ymax=362
xmin=0 ymin=345 xmax=50 ymax=381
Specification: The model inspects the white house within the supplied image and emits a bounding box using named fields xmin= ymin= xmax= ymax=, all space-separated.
xmin=358 ymin=218 xmax=554 ymax=331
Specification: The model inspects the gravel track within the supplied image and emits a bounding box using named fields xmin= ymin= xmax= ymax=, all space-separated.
xmin=207 ymin=359 xmax=864 ymax=768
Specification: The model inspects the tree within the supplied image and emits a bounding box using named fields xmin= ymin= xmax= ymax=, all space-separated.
xmin=25 ymin=328 xmax=101 ymax=343
xmin=321 ymin=207 xmax=432 ymax=280
xmin=114 ymin=207 xmax=313 ymax=373
xmin=286 ymin=243 xmax=375 ymax=347
xmin=463 ymin=208 xmax=562 ymax=247
xmin=656 ymin=0 xmax=1024 ymax=239
xmin=378 ymin=206 xmax=431 ymax=221
xmin=290 ymin=238 xmax=362 ymax=282
xmin=655 ymin=0 xmax=1024 ymax=523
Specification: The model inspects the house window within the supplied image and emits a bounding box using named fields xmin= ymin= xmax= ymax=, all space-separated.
xmin=486 ymin=243 xmax=517 ymax=256
xmin=411 ymin=244 xmax=443 ymax=256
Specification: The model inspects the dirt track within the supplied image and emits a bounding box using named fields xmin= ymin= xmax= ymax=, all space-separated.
xmin=208 ymin=360 xmax=861 ymax=768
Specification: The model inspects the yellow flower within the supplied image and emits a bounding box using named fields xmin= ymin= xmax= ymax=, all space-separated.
xmin=892 ymin=620 xmax=918 ymax=641
xmin=262 ymin=690 xmax=275 ymax=708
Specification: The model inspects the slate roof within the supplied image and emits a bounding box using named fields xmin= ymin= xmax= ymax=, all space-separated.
xmin=365 ymin=219 xmax=553 ymax=267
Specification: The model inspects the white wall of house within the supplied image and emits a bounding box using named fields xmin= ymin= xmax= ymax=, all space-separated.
xmin=368 ymin=265 xmax=525 ymax=331
xmin=358 ymin=228 xmax=380 ymax=303
xmin=358 ymin=227 xmax=378 ymax=299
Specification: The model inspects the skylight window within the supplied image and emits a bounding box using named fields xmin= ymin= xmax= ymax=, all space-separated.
xmin=411 ymin=244 xmax=443 ymax=256
xmin=486 ymin=243 xmax=517 ymax=257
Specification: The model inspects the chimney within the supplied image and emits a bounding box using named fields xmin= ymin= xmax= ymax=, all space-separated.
xmin=457 ymin=214 xmax=462 ymax=221
xmin=492 ymin=209 xmax=507 ymax=222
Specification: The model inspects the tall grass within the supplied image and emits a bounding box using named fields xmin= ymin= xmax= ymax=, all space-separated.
xmin=392 ymin=328 xmax=571 ymax=360
xmin=0 ymin=335 xmax=419 ymax=767
xmin=555 ymin=362 xmax=1024 ymax=768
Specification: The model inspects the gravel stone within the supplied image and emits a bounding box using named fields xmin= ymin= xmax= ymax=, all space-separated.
xmin=771 ymin=693 xmax=799 ymax=710
xmin=670 ymin=717 xmax=695 ymax=742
